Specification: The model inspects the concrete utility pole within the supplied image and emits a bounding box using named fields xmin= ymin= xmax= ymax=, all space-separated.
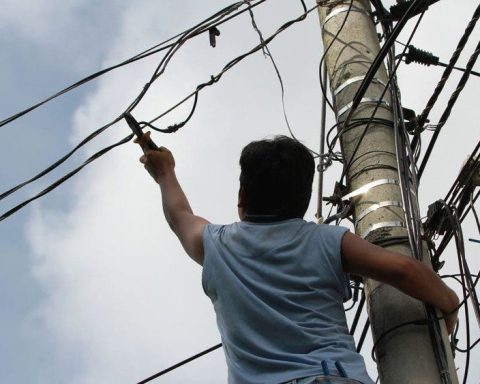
xmin=316 ymin=1 xmax=458 ymax=383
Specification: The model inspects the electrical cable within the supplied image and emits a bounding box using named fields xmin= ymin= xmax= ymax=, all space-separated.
xmin=0 ymin=1 xmax=321 ymax=223
xmin=417 ymin=40 xmax=480 ymax=180
xmin=317 ymin=62 xmax=328 ymax=220
xmin=339 ymin=4 xmax=426 ymax=183
xmin=0 ymin=134 xmax=133 ymax=223
xmin=339 ymin=0 xmax=427 ymax=150
xmin=136 ymin=343 xmax=222 ymax=384
xmin=349 ymin=292 xmax=365 ymax=336
xmin=0 ymin=1 xmax=256 ymax=204
xmin=144 ymin=1 xmax=323 ymax=139
xmin=0 ymin=0 xmax=268 ymax=129
xmin=245 ymin=0 xmax=319 ymax=154
xmin=416 ymin=3 xmax=480 ymax=130
xmin=356 ymin=318 xmax=370 ymax=353
xmin=437 ymin=61 xmax=480 ymax=78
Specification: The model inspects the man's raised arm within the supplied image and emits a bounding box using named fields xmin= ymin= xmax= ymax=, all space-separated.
xmin=136 ymin=132 xmax=209 ymax=265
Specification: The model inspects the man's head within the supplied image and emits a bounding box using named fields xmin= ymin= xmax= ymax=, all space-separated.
xmin=239 ymin=135 xmax=315 ymax=220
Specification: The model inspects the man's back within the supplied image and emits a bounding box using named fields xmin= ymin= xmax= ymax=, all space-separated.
xmin=203 ymin=219 xmax=374 ymax=384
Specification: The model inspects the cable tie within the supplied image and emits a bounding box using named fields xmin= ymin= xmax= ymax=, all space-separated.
xmin=342 ymin=178 xmax=399 ymax=200
xmin=337 ymin=97 xmax=390 ymax=118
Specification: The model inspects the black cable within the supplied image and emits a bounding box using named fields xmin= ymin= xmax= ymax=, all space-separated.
xmin=340 ymin=0 xmax=427 ymax=139
xmin=246 ymin=0 xmax=318 ymax=154
xmin=0 ymin=1 xmax=255 ymax=204
xmin=437 ymin=61 xmax=480 ymax=78
xmin=416 ymin=3 xmax=480 ymax=129
xmin=145 ymin=1 xmax=322 ymax=131
xmin=431 ymin=202 xmax=479 ymax=384
xmin=136 ymin=343 xmax=222 ymax=384
xmin=0 ymin=117 xmax=121 ymax=202
xmin=139 ymin=92 xmax=199 ymax=133
xmin=356 ymin=318 xmax=370 ymax=353
xmin=0 ymin=134 xmax=133 ymax=223
xmin=349 ymin=292 xmax=365 ymax=335
xmin=432 ymin=188 xmax=480 ymax=264
xmin=418 ymin=40 xmax=480 ymax=180
xmin=0 ymin=0 xmax=268 ymax=129
xmin=340 ymin=5 xmax=425 ymax=183
xmin=0 ymin=1 xmax=319 ymax=222
xmin=444 ymin=140 xmax=480 ymax=204
xmin=0 ymin=2 xmax=262 ymax=218
xmin=455 ymin=337 xmax=480 ymax=353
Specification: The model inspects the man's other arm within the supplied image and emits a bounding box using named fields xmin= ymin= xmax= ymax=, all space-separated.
xmin=137 ymin=132 xmax=209 ymax=265
xmin=341 ymin=232 xmax=459 ymax=334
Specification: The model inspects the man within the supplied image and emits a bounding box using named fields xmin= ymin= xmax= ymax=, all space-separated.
xmin=136 ymin=133 xmax=459 ymax=384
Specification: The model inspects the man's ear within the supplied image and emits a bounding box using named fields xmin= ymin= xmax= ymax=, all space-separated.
xmin=238 ymin=187 xmax=246 ymax=208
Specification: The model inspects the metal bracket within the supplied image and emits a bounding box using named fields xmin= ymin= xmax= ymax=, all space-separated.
xmin=342 ymin=178 xmax=399 ymax=200
xmin=337 ymin=97 xmax=390 ymax=118
xmin=322 ymin=5 xmax=371 ymax=26
xmin=333 ymin=75 xmax=387 ymax=97
xmin=361 ymin=221 xmax=405 ymax=239
xmin=355 ymin=200 xmax=403 ymax=225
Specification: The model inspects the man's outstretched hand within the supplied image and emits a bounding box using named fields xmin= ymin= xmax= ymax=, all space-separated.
xmin=135 ymin=131 xmax=175 ymax=183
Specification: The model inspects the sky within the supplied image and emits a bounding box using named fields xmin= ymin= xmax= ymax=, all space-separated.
xmin=0 ymin=1 xmax=479 ymax=383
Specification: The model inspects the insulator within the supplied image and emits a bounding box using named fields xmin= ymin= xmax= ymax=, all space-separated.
xmin=405 ymin=45 xmax=439 ymax=66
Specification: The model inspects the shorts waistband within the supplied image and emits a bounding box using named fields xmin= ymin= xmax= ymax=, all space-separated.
xmin=284 ymin=360 xmax=353 ymax=384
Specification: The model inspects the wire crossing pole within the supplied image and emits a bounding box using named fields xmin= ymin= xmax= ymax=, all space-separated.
xmin=316 ymin=1 xmax=458 ymax=383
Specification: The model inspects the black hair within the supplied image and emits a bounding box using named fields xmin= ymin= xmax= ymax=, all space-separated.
xmin=239 ymin=135 xmax=314 ymax=219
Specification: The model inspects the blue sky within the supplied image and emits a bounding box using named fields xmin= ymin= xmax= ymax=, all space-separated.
xmin=1 ymin=1 xmax=479 ymax=383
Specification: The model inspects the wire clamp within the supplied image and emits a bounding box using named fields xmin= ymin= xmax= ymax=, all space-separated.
xmin=337 ymin=97 xmax=390 ymax=118
xmin=342 ymin=178 xmax=399 ymax=200
xmin=355 ymin=200 xmax=403 ymax=226
xmin=321 ymin=5 xmax=371 ymax=27
xmin=361 ymin=221 xmax=405 ymax=239
xmin=209 ymin=27 xmax=221 ymax=48
xmin=333 ymin=75 xmax=387 ymax=97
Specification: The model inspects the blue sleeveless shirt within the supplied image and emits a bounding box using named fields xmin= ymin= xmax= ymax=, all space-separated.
xmin=202 ymin=219 xmax=374 ymax=384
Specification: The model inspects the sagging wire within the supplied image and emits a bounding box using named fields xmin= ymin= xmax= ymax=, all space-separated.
xmin=0 ymin=1 xmax=254 ymax=207
xmin=245 ymin=0 xmax=320 ymax=155
xmin=0 ymin=1 xmax=267 ymax=130
xmin=142 ymin=0 xmax=322 ymax=153
xmin=0 ymin=134 xmax=133 ymax=222
xmin=1 ymin=0 xmax=319 ymax=222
